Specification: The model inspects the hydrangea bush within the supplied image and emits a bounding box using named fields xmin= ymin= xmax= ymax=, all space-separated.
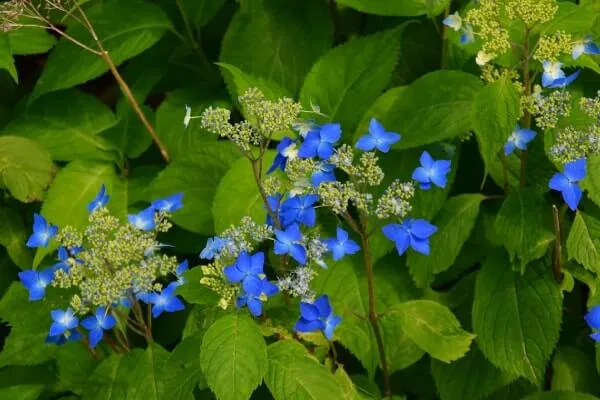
xmin=1 ymin=0 xmax=600 ymax=399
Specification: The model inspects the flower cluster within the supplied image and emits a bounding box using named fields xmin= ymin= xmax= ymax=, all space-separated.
xmin=525 ymin=86 xmax=571 ymax=130
xmin=463 ymin=0 xmax=511 ymax=65
xmin=19 ymin=186 xmax=187 ymax=348
xmin=192 ymin=88 xmax=449 ymax=340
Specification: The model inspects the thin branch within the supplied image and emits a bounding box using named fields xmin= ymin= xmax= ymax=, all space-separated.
xmin=552 ymin=205 xmax=564 ymax=282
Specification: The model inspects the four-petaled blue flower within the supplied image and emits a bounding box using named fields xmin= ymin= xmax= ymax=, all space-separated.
xmin=355 ymin=118 xmax=401 ymax=153
xmin=49 ymin=308 xmax=79 ymax=338
xmin=265 ymin=194 xmax=282 ymax=227
xmin=152 ymin=193 xmax=184 ymax=213
xmin=411 ymin=151 xmax=451 ymax=190
xmin=542 ymin=61 xmax=581 ymax=88
xmin=549 ymin=158 xmax=587 ymax=211
xmin=46 ymin=328 xmax=81 ymax=345
xmin=236 ymin=278 xmax=279 ymax=317
xmin=128 ymin=206 xmax=156 ymax=231
xmin=585 ymin=305 xmax=600 ymax=341
xmin=147 ymin=282 xmax=185 ymax=318
xmin=504 ymin=125 xmax=536 ymax=155
xmin=311 ymin=163 xmax=336 ymax=187
xmin=294 ymin=295 xmax=341 ymax=340
xmin=26 ymin=213 xmax=58 ymax=248
xmin=200 ymin=236 xmax=226 ymax=259
xmin=18 ymin=267 xmax=55 ymax=301
xmin=268 ymin=137 xmax=297 ymax=174
xmin=88 ymin=184 xmax=110 ymax=213
xmin=298 ymin=123 xmax=341 ymax=160
xmin=280 ymin=194 xmax=319 ymax=227
xmin=383 ymin=219 xmax=438 ymax=255
xmin=224 ymin=251 xmax=265 ymax=293
xmin=274 ymin=224 xmax=307 ymax=264
xmin=81 ymin=307 xmax=117 ymax=348
xmin=324 ymin=227 xmax=360 ymax=261
xmin=572 ymin=36 xmax=600 ymax=60
xmin=174 ymin=260 xmax=189 ymax=286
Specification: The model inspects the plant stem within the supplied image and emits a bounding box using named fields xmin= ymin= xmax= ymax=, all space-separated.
xmin=520 ymin=27 xmax=533 ymax=189
xmin=552 ymin=205 xmax=564 ymax=282
xmin=440 ymin=5 xmax=450 ymax=69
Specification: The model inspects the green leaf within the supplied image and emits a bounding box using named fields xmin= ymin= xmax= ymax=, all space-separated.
xmin=176 ymin=267 xmax=220 ymax=305
xmin=160 ymin=333 xmax=207 ymax=399
xmin=212 ymin=152 xmax=274 ymax=233
xmin=103 ymin=100 xmax=153 ymax=160
xmin=220 ymin=0 xmax=332 ymax=95
xmin=8 ymin=26 xmax=56 ymax=55
xmin=175 ymin=0 xmax=227 ymax=28
xmin=387 ymin=300 xmax=474 ymax=363
xmin=33 ymin=160 xmax=126 ymax=267
xmin=300 ymin=27 xmax=401 ymax=134
xmin=567 ymin=212 xmax=600 ymax=274
xmin=0 ymin=136 xmax=55 ymax=202
xmin=0 ymin=385 xmax=45 ymax=400
xmin=0 ymin=207 xmax=31 ymax=269
xmin=431 ymin=346 xmax=517 ymax=400
xmin=54 ymin=342 xmax=96 ymax=395
xmin=537 ymin=2 xmax=599 ymax=35
xmin=582 ymin=155 xmax=600 ymax=208
xmin=149 ymin=142 xmax=240 ymax=234
xmin=471 ymin=77 xmax=521 ymax=175
xmin=551 ymin=347 xmax=600 ymax=394
xmin=0 ymin=364 xmax=57 ymax=397
xmin=407 ymin=194 xmax=484 ymax=287
xmin=334 ymin=367 xmax=367 ymax=400
xmin=0 ymin=33 xmax=17 ymax=83
xmin=127 ymin=344 xmax=169 ymax=400
xmin=31 ymin=0 xmax=172 ymax=100
xmin=218 ymin=62 xmax=292 ymax=106
xmin=522 ymin=393 xmax=600 ymax=400
xmin=3 ymin=90 xmax=118 ymax=161
xmin=492 ymin=189 xmax=555 ymax=272
xmin=353 ymin=71 xmax=482 ymax=149
xmin=200 ymin=314 xmax=267 ymax=400
xmin=265 ymin=340 xmax=345 ymax=400
xmin=472 ymin=254 xmax=562 ymax=384
xmin=335 ymin=0 xmax=450 ymax=16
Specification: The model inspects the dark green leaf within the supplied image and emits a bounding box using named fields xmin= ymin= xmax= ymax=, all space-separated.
xmin=0 ymin=207 xmax=31 ymax=269
xmin=335 ymin=0 xmax=450 ymax=17
xmin=551 ymin=346 xmax=600 ymax=394
xmin=0 ymin=33 xmax=17 ymax=83
xmin=567 ymin=212 xmax=600 ymax=274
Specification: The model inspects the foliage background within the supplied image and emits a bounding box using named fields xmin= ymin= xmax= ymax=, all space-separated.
xmin=0 ymin=0 xmax=600 ymax=399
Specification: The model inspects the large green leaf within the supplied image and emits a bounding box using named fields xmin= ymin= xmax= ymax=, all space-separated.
xmin=200 ymin=314 xmax=267 ymax=400
xmin=103 ymin=100 xmax=153 ymax=160
xmin=353 ymin=71 xmax=482 ymax=149
xmin=54 ymin=342 xmax=97 ymax=395
xmin=149 ymin=141 xmax=240 ymax=234
xmin=407 ymin=194 xmax=484 ymax=287
xmin=31 ymin=0 xmax=172 ymax=100
xmin=492 ymin=189 xmax=555 ymax=273
xmin=567 ymin=212 xmax=600 ymax=275
xmin=431 ymin=346 xmax=517 ymax=400
xmin=218 ymin=63 xmax=292 ymax=105
xmin=8 ymin=25 xmax=56 ymax=55
xmin=0 ymin=33 xmax=17 ymax=83
xmin=0 ymin=136 xmax=55 ymax=202
xmin=220 ymin=0 xmax=332 ymax=95
xmin=0 ymin=207 xmax=31 ymax=270
xmin=33 ymin=161 xmax=126 ymax=267
xmin=3 ymin=90 xmax=118 ymax=161
xmin=551 ymin=347 xmax=600 ymax=394
xmin=522 ymin=393 xmax=600 ymax=400
xmin=265 ymin=340 xmax=345 ymax=400
xmin=387 ymin=300 xmax=474 ymax=363
xmin=335 ymin=0 xmax=450 ymax=16
xmin=472 ymin=254 xmax=562 ymax=384
xmin=300 ymin=28 xmax=401 ymax=134
xmin=537 ymin=2 xmax=599 ymax=34
xmin=212 ymin=152 xmax=274 ymax=233
xmin=174 ymin=0 xmax=227 ymax=28
xmin=0 ymin=364 xmax=56 ymax=399
xmin=160 ymin=333 xmax=207 ymax=399
xmin=582 ymin=155 xmax=600 ymax=208
xmin=471 ymin=77 xmax=521 ymax=175
xmin=126 ymin=344 xmax=169 ymax=400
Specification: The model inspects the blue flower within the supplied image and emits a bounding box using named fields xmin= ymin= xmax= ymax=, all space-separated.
xmin=236 ymin=278 xmax=279 ymax=317
xmin=294 ymin=295 xmax=341 ymax=340
xmin=323 ymin=227 xmax=360 ymax=261
xmin=572 ymin=36 xmax=600 ymax=60
xmin=152 ymin=193 xmax=184 ymax=213
xmin=81 ymin=307 xmax=117 ymax=348
xmin=382 ymin=219 xmax=438 ymax=256
xmin=585 ymin=305 xmax=600 ymax=341
xmin=355 ymin=118 xmax=401 ymax=153
xmin=224 ymin=251 xmax=265 ymax=293
xmin=442 ymin=12 xmax=462 ymax=31
xmin=128 ymin=206 xmax=156 ymax=230
xmin=298 ymin=123 xmax=341 ymax=160
xmin=542 ymin=61 xmax=581 ymax=88
xmin=46 ymin=328 xmax=81 ymax=345
xmin=49 ymin=308 xmax=79 ymax=337
xmin=311 ymin=163 xmax=336 ymax=187
xmin=411 ymin=151 xmax=451 ymax=190
xmin=274 ymin=224 xmax=307 ymax=264
xmin=459 ymin=24 xmax=475 ymax=45
xmin=200 ymin=236 xmax=226 ymax=260
xmin=88 ymin=184 xmax=109 ymax=213
xmin=504 ymin=125 xmax=536 ymax=155
xmin=26 ymin=213 xmax=58 ymax=248
xmin=18 ymin=268 xmax=55 ymax=301
xmin=147 ymin=282 xmax=185 ymax=318
xmin=265 ymin=194 xmax=282 ymax=227
xmin=52 ymin=247 xmax=71 ymax=273
xmin=175 ymin=260 xmax=189 ymax=286
xmin=549 ymin=158 xmax=587 ymax=211
xmin=280 ymin=194 xmax=319 ymax=227
xmin=268 ymin=137 xmax=297 ymax=174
